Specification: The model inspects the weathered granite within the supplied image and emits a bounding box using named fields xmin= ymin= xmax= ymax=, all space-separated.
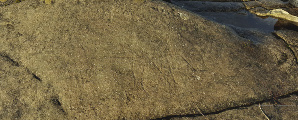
xmin=0 ymin=0 xmax=297 ymax=119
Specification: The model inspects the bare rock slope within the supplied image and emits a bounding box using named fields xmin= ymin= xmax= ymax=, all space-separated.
xmin=0 ymin=0 xmax=297 ymax=119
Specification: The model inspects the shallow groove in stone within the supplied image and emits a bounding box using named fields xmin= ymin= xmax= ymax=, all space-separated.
xmin=50 ymin=96 xmax=67 ymax=115
xmin=0 ymin=52 xmax=20 ymax=66
xmin=32 ymin=73 xmax=42 ymax=81
xmin=0 ymin=52 xmax=43 ymax=82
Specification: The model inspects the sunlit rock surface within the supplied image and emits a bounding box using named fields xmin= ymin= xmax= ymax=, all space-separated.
xmin=0 ymin=0 xmax=297 ymax=119
xmin=254 ymin=9 xmax=298 ymax=25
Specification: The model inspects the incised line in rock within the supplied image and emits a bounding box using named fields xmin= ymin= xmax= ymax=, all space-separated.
xmin=51 ymin=96 xmax=67 ymax=115
xmin=0 ymin=52 xmax=42 ymax=81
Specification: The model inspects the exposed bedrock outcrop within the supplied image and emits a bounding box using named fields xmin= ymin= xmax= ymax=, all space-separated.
xmin=0 ymin=0 xmax=297 ymax=119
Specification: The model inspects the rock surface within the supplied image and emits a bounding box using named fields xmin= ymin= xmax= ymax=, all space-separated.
xmin=0 ymin=0 xmax=297 ymax=119
xmin=275 ymin=30 xmax=298 ymax=61
xmin=171 ymin=92 xmax=298 ymax=120
xmin=241 ymin=0 xmax=298 ymax=27
xmin=254 ymin=9 xmax=298 ymax=25
xmin=290 ymin=0 xmax=298 ymax=7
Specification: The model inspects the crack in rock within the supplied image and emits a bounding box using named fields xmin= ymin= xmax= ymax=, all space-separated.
xmin=153 ymin=91 xmax=298 ymax=120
